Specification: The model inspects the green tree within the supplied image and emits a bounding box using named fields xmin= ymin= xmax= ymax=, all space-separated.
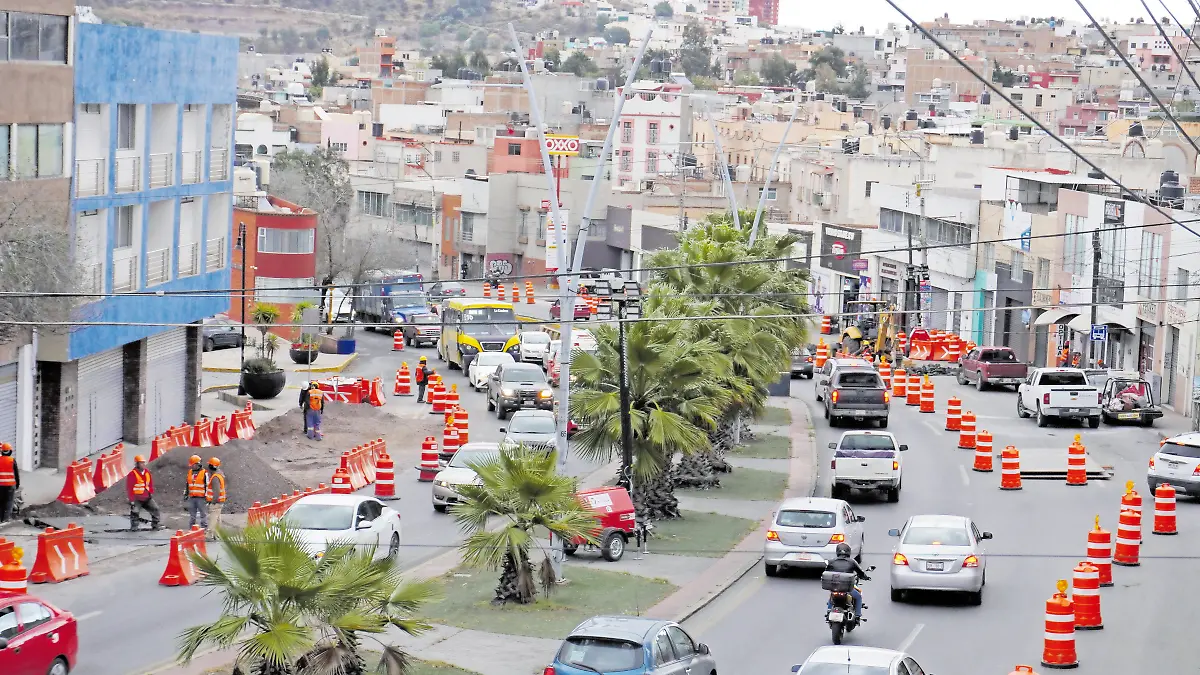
xmin=571 ymin=306 xmax=731 ymax=519
xmin=543 ymin=47 xmax=561 ymax=70
xmin=813 ymin=62 xmax=839 ymax=93
xmin=604 ymin=25 xmax=632 ymax=45
xmin=176 ymin=522 xmax=437 ymax=675
xmin=562 ymin=51 xmax=598 ymax=77
xmin=470 ymin=49 xmax=491 ymax=74
xmin=760 ymin=53 xmax=797 ymax=87
xmin=686 ymin=3 xmax=696 ymax=11
xmin=733 ymin=70 xmax=761 ymax=85
xmin=991 ymin=63 xmax=1017 ymax=87
xmin=453 ymin=447 xmax=599 ymax=604
xmin=654 ymin=0 xmax=674 ymax=17
xmin=802 ymin=45 xmax=848 ymax=80
xmin=679 ymin=21 xmax=714 ymax=77
xmin=844 ymin=65 xmax=869 ymax=98
xmin=690 ymin=74 xmax=718 ymax=89
xmin=310 ymin=56 xmax=331 ymax=87
xmin=467 ymin=31 xmax=489 ymax=52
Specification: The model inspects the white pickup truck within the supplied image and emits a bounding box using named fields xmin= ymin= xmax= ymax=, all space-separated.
xmin=828 ymin=430 xmax=907 ymax=503
xmin=1016 ymin=367 xmax=1102 ymax=428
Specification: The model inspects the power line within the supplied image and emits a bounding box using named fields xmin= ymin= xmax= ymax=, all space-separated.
xmin=1143 ymin=0 xmax=1200 ymax=96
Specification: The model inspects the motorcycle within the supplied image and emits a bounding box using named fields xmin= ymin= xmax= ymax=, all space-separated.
xmin=821 ymin=566 xmax=875 ymax=645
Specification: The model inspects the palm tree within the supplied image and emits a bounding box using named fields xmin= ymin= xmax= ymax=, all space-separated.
xmin=570 ymin=309 xmax=731 ymax=519
xmin=176 ymin=522 xmax=437 ymax=675
xmin=453 ymin=447 xmax=600 ymax=605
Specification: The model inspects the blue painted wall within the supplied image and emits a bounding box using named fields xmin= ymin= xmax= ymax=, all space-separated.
xmin=69 ymin=24 xmax=238 ymax=361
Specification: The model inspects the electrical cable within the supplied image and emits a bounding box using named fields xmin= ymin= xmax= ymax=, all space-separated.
xmin=1143 ymin=0 xmax=1200 ymax=96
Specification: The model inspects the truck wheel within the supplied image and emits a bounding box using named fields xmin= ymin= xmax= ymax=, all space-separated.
xmin=1143 ymin=418 xmax=1156 ymax=427
xmin=601 ymin=532 xmax=626 ymax=562
xmin=562 ymin=543 xmax=578 ymax=556
xmin=975 ymin=374 xmax=986 ymax=391
xmin=1036 ymin=407 xmax=1048 ymax=428
xmin=486 ymin=395 xmax=495 ymax=411
xmin=878 ymin=417 xmax=889 ymax=429
xmin=887 ymin=486 xmax=900 ymax=503
xmin=956 ymin=370 xmax=967 ymax=386
xmin=1016 ymin=395 xmax=1030 ymax=418
xmin=1088 ymin=416 xmax=1100 ymax=429
xmin=829 ymin=415 xmax=840 ymax=428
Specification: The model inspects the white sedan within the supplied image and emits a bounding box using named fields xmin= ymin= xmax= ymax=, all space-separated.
xmin=281 ymin=494 xmax=401 ymax=560
xmin=468 ymin=351 xmax=516 ymax=391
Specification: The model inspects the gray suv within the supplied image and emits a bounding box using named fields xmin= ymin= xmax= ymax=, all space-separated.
xmin=487 ymin=362 xmax=554 ymax=419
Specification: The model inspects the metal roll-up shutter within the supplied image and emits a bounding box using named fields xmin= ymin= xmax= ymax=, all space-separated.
xmin=76 ymin=348 xmax=124 ymax=458
xmin=147 ymin=328 xmax=188 ymax=436
xmin=929 ymin=288 xmax=949 ymax=330
xmin=0 ymin=363 xmax=17 ymax=446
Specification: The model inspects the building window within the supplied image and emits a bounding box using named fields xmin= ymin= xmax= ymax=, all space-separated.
xmin=621 ymin=121 xmax=633 ymax=144
xmin=507 ymin=143 xmax=522 ymax=156
xmin=1010 ymin=250 xmax=1023 ymax=282
xmin=879 ymin=208 xmax=906 ymax=234
xmin=461 ymin=212 xmax=475 ymax=242
xmin=865 ymin=181 xmax=873 ymax=197
xmin=1138 ymin=230 xmax=1163 ymax=297
xmin=357 ymin=191 xmax=388 ymax=217
xmin=646 ymin=150 xmax=658 ymax=174
xmin=1174 ymin=268 xmax=1190 ymax=300
xmin=518 ymin=211 xmax=529 ymax=238
xmin=1036 ymin=258 xmax=1050 ymax=287
xmin=13 ymin=123 xmax=63 ymax=178
xmin=0 ymin=126 xmax=7 ymax=180
xmin=452 ymin=151 xmax=461 ymax=163
xmin=254 ymin=276 xmax=318 ymax=303
xmin=537 ymin=211 xmax=546 ymax=240
xmin=1035 ymin=94 xmax=1043 ymax=107
xmin=257 ymin=227 xmax=315 ymax=254
xmin=81 ymin=103 xmax=101 ymax=115
xmin=619 ymin=150 xmax=632 ymax=172
xmin=1062 ymin=213 xmax=1089 ymax=275
xmin=434 ymin=150 xmax=443 ymax=162
xmin=117 ymin=104 xmax=137 ymax=151
xmin=329 ymin=142 xmax=348 ymax=152
xmin=759 ymin=187 xmax=777 ymax=201
xmin=648 ymin=121 xmax=659 ymax=144
xmin=115 ymin=205 xmax=136 ymax=249
xmin=3 ymin=12 xmax=67 ymax=63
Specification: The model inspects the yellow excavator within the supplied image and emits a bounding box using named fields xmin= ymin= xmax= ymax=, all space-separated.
xmin=837 ymin=299 xmax=898 ymax=362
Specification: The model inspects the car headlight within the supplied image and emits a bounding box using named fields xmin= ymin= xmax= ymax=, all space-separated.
xmin=501 ymin=388 xmax=515 ymax=397
xmin=394 ymin=317 xmax=405 ymax=323
xmin=435 ymin=480 xmax=449 ymax=488
xmin=460 ymin=344 xmax=479 ymax=354
xmin=539 ymin=389 xmax=553 ymax=398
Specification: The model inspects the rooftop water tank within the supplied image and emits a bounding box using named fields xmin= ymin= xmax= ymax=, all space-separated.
xmin=735 ymin=164 xmax=751 ymax=182
xmin=970 ymin=129 xmax=984 ymax=144
xmin=1161 ymin=170 xmax=1180 ymax=185
xmin=1129 ymin=122 xmax=1145 ymax=137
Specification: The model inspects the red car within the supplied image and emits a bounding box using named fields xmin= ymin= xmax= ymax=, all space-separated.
xmin=0 ymin=593 xmax=78 ymax=675
xmin=549 ymin=300 xmax=591 ymax=320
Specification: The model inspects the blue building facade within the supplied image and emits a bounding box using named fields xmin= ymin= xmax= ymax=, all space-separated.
xmin=39 ymin=24 xmax=239 ymax=468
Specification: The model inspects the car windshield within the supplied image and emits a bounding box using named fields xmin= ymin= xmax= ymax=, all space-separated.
xmin=449 ymin=449 xmax=499 ymax=468
xmin=1042 ymin=372 xmax=1089 ymax=386
xmin=837 ymin=372 xmax=883 ymax=387
xmin=522 ymin=332 xmax=551 ymax=344
xmin=777 ymin=510 xmax=836 ymax=528
xmin=903 ymin=526 xmax=971 ymax=546
xmin=461 ymin=323 xmax=508 ymax=337
xmin=557 ymin=637 xmax=644 ymax=672
xmin=799 ymin=665 xmax=890 ymax=675
xmin=1160 ymin=442 xmax=1200 ymax=459
xmin=389 ymin=291 xmax=425 ymax=304
xmin=475 ymin=353 xmax=514 ymax=367
xmin=510 ymin=415 xmax=557 ymax=434
xmin=283 ymin=503 xmax=354 ymax=531
xmin=837 ymin=435 xmax=897 ymax=457
xmin=502 ymin=366 xmax=545 ymax=383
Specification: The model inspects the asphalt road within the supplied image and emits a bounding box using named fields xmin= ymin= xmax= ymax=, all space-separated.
xmin=683 ymin=377 xmax=1198 ymax=675
xmin=35 ymin=323 xmax=607 ymax=675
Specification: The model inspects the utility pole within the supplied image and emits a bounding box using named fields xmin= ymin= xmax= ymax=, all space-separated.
xmin=1090 ymin=227 xmax=1102 ymax=368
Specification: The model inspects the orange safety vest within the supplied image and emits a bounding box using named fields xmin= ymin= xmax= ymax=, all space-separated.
xmin=187 ymin=469 xmax=208 ymax=498
xmin=0 ymin=456 xmax=14 ymax=487
xmin=308 ymin=389 xmax=324 ymax=411
xmin=415 ymin=367 xmax=427 ymax=384
xmin=206 ymin=472 xmax=226 ymax=503
xmin=129 ymin=469 xmax=152 ymax=497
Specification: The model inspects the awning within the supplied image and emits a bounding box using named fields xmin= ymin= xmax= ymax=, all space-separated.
xmin=1067 ymin=314 xmax=1091 ymax=333
xmin=1034 ymin=308 xmax=1081 ymax=326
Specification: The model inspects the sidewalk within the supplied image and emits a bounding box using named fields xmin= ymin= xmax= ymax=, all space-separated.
xmin=201 ymin=346 xmax=358 ymax=374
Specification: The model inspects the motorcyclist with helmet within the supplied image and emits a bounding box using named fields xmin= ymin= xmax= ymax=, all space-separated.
xmin=826 ymin=542 xmax=871 ymax=617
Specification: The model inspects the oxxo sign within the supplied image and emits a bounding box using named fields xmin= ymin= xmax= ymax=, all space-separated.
xmin=543 ymin=135 xmax=581 ymax=156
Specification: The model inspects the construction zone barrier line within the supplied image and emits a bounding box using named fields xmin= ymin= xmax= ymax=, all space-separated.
xmin=246 ymin=484 xmax=332 ymax=524
xmin=160 ymin=526 xmax=207 ymax=586
xmin=92 ymin=444 xmax=128 ymax=494
xmin=57 ymin=459 xmax=97 ymax=505
xmin=29 ymin=523 xmax=89 ymax=584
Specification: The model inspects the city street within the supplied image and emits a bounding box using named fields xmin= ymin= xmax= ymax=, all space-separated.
xmin=684 ymin=377 xmax=1198 ymax=674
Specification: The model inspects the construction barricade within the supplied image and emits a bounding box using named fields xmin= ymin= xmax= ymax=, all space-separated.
xmin=1000 ymin=447 xmax=1022 ymax=490
xmin=512 ymin=284 xmax=521 ymax=303
xmin=1152 ymin=483 xmax=1178 ymax=535
xmin=319 ymin=377 xmax=364 ymax=405
xmin=498 ymin=284 xmax=507 ymax=301
xmin=29 ymin=524 xmax=89 ymax=584
xmin=92 ymin=445 xmax=128 ymax=494
xmin=919 ymin=376 xmax=935 ymax=413
xmin=376 ymin=452 xmax=397 ymax=500
xmin=1041 ymin=580 xmax=1078 ymax=669
xmin=483 ymin=282 xmax=492 ymax=298
xmin=0 ymin=538 xmax=14 ymax=566
xmin=227 ymin=410 xmax=256 ymax=440
xmin=1066 ymin=436 xmax=1087 ymax=486
xmin=430 ymin=384 xmax=447 ymax=414
xmin=892 ymin=368 xmax=907 ymax=399
xmin=1121 ymin=482 xmax=1143 ymax=541
xmin=1086 ymin=517 xmax=1113 ymax=587
xmin=1071 ymin=562 xmax=1103 ymax=630
xmin=418 ymin=437 xmax=440 ymax=481
xmin=878 ymin=362 xmax=892 ymax=389
xmin=973 ymin=431 xmax=994 ymax=472
xmin=159 ymin=526 xmax=208 ymax=586
xmin=1113 ymin=509 xmax=1141 ymax=566
xmin=191 ymin=419 xmax=215 ymax=448
xmin=820 ymin=316 xmax=832 ymax=334
xmin=210 ymin=416 xmax=231 ymax=446
xmin=905 ymin=374 xmax=921 ymax=406
xmin=958 ymin=412 xmax=977 ymax=449
xmin=169 ymin=424 xmax=193 ymax=448
xmin=368 ymin=377 xmax=387 ymax=407
xmin=525 ymin=281 xmax=536 ymax=303
xmin=246 ymin=484 xmax=333 ymax=524
xmin=0 ymin=547 xmax=28 ymax=594
xmin=392 ymin=332 xmax=405 ymax=351
xmin=454 ymin=406 xmax=469 ymax=444
xmin=946 ymin=397 xmax=962 ymax=431
xmin=330 ymin=466 xmax=353 ymax=494
xmin=150 ymin=433 xmax=176 ymax=461
xmin=57 ymin=459 xmax=97 ymax=505
xmin=395 ymin=364 xmax=413 ymax=396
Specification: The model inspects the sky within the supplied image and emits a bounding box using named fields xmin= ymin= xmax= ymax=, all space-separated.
xmin=779 ymin=0 xmax=1196 ymax=34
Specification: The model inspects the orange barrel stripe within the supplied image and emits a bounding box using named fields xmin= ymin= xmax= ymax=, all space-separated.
xmin=945 ymin=397 xmax=962 ymax=431
xmin=1152 ymin=483 xmax=1178 ymax=535
xmin=1071 ymin=562 xmax=1103 ymax=630
xmin=973 ymin=430 xmax=994 ymax=472
xmin=1113 ymin=508 xmax=1141 ymax=567
xmin=1086 ymin=518 xmax=1113 ymax=587
xmin=958 ymin=411 xmax=977 ymax=450
xmin=1000 ymin=446 xmax=1022 ymax=490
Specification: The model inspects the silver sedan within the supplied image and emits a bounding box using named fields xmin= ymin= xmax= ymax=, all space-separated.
xmin=763 ymin=497 xmax=865 ymax=576
xmin=888 ymin=514 xmax=992 ymax=605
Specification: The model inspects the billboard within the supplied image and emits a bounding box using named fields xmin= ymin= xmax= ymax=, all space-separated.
xmin=543 ymin=135 xmax=581 ymax=156
xmin=818 ymin=223 xmax=863 ymax=275
xmin=786 ymin=229 xmax=813 ymax=271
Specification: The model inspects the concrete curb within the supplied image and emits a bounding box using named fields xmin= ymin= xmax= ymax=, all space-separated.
xmin=201 ymin=352 xmax=359 ymax=375
xmin=647 ymin=396 xmax=817 ymax=623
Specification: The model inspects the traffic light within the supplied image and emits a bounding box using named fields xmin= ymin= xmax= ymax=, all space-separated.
xmin=460 ymin=261 xmax=469 ymax=279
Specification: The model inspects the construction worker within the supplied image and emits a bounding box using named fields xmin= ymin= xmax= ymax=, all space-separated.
xmin=0 ymin=442 xmax=18 ymax=523
xmin=126 ymin=455 xmax=161 ymax=531
xmin=415 ymin=355 xmax=433 ymax=402
xmin=300 ymin=381 xmax=313 ymax=434
xmin=185 ymin=455 xmax=209 ymax=529
xmin=206 ymin=457 xmax=226 ymax=538
xmin=306 ymin=384 xmax=325 ymax=440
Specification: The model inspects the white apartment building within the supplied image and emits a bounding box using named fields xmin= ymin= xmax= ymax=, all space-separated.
xmin=235 ymin=112 xmax=293 ymax=160
xmin=614 ymin=80 xmax=693 ymax=191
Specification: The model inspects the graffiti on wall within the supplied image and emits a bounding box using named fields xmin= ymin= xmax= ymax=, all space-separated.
xmin=485 ymin=254 xmax=514 ymax=277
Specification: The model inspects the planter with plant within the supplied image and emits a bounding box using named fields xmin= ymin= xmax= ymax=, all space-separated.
xmin=240 ymin=303 xmax=287 ymax=399
xmin=289 ymin=301 xmax=321 ymax=364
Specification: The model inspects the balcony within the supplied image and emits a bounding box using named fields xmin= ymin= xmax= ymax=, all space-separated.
xmin=75 ymin=160 xmax=106 ymax=198
xmin=81 ymin=262 xmax=103 ymax=294
xmin=146 ymin=248 xmax=171 ymax=286
xmin=206 ymin=237 xmax=226 ymax=271
xmin=178 ymin=242 xmax=200 ymax=278
xmin=182 ymin=151 xmax=203 ymax=184
xmin=149 ymin=154 xmax=174 ymax=189
xmin=112 ymin=256 xmax=139 ymax=293
xmin=210 ymin=148 xmax=229 ymax=181
xmin=115 ymin=157 xmax=142 ymax=193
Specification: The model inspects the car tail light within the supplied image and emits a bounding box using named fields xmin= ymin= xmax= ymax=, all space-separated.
xmin=1192 ymin=464 xmax=1200 ymax=477
xmin=1043 ymin=393 xmax=1051 ymax=405
xmin=829 ymin=533 xmax=845 ymax=544
xmin=831 ymin=390 xmax=840 ymax=403
xmin=963 ymin=555 xmax=980 ymax=568
xmin=1097 ymin=392 xmax=1103 ymax=404
xmin=806 ymin=356 xmax=814 ymax=362
xmin=892 ymin=460 xmax=899 ymax=470
xmin=831 ymin=459 xmax=837 ymax=469
xmin=766 ymin=530 xmax=780 ymax=541
xmin=892 ymin=553 xmax=908 ymax=566
xmin=543 ymin=666 xmax=556 ymax=675
xmin=883 ymin=391 xmax=891 ymax=404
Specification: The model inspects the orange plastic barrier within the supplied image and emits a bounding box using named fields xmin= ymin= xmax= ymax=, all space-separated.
xmin=159 ymin=526 xmax=208 ymax=586
xmin=56 ymin=459 xmax=97 ymax=505
xmin=29 ymin=524 xmax=89 ymax=584
xmin=820 ymin=316 xmax=831 ymax=334
xmin=526 ymin=281 xmax=536 ymax=304
xmin=227 ymin=410 xmax=256 ymax=440
xmin=1121 ymin=482 xmax=1143 ymax=539
xmin=331 ymin=466 xmax=353 ymax=494
xmin=1113 ymin=509 xmax=1141 ymax=566
xmin=246 ymin=484 xmax=333 ymax=524
xmin=368 ymin=377 xmax=387 ymax=406
xmin=190 ymin=418 xmax=214 ymax=448
xmin=498 ymin=283 xmax=506 ymax=301
xmin=392 ymin=331 xmax=405 ymax=351
xmin=483 ymin=282 xmax=491 ymax=298
xmin=150 ymin=433 xmax=176 ymax=461
xmin=905 ymin=374 xmax=921 ymax=406
xmin=878 ymin=362 xmax=892 ymax=389
xmin=814 ymin=341 xmax=829 ymax=369
xmin=454 ymin=406 xmax=469 ymax=444
xmin=92 ymin=445 xmax=128 ymax=494
xmin=210 ymin=416 xmax=231 ymax=446
xmin=0 ymin=538 xmax=14 ymax=566
xmin=418 ymin=436 xmax=439 ymax=482
xmin=973 ymin=430 xmax=994 ymax=472
xmin=891 ymin=368 xmax=907 ymax=399
xmin=919 ymin=376 xmax=935 ymax=413
xmin=958 ymin=411 xmax=977 ymax=449
xmin=169 ymin=424 xmax=192 ymax=448
xmin=945 ymin=397 xmax=961 ymax=431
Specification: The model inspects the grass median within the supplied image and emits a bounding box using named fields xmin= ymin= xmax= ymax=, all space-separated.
xmin=679 ymin=466 xmax=787 ymax=502
xmin=756 ymin=406 xmax=792 ymax=426
xmin=202 ymin=657 xmax=479 ymax=675
xmin=650 ymin=510 xmax=759 ymax=558
xmin=424 ymin=566 xmax=677 ymax=639
xmin=730 ymin=432 xmax=791 ymax=459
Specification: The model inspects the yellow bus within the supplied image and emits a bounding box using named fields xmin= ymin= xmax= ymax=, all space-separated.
xmin=438 ymin=299 xmax=522 ymax=370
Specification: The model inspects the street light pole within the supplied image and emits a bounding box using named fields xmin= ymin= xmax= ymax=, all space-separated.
xmin=617 ymin=308 xmax=633 ymax=489
xmin=236 ymin=221 xmax=248 ymax=396
xmin=596 ymin=280 xmax=641 ymax=492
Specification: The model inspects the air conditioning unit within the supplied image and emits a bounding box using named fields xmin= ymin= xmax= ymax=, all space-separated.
xmin=524 ymin=128 xmax=540 ymax=139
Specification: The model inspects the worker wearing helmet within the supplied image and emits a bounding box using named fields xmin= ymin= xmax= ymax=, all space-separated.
xmin=205 ymin=457 xmax=227 ymax=539
xmin=125 ymin=454 xmax=161 ymax=531
xmin=415 ymin=356 xmax=432 ymax=402
xmin=0 ymin=442 xmax=18 ymax=522
xmin=299 ymin=381 xmax=314 ymax=435
xmin=185 ymin=454 xmax=210 ymax=529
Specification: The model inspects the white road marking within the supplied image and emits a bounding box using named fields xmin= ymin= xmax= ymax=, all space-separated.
xmin=959 ymin=465 xmax=970 ymax=486
xmin=897 ymin=623 xmax=925 ymax=653
xmin=75 ymin=611 xmax=102 ymax=622
xmin=921 ymin=420 xmax=943 ymax=436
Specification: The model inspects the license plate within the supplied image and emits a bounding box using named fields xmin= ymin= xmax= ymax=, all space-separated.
xmin=1118 ymin=412 xmax=1140 ymax=420
xmin=926 ymin=561 xmax=945 ymax=571
xmin=791 ymin=552 xmax=819 ymax=562
xmin=1067 ymin=408 xmax=1080 ymax=413
xmin=827 ymin=612 xmax=844 ymax=622
xmin=853 ymin=410 xmax=869 ymax=416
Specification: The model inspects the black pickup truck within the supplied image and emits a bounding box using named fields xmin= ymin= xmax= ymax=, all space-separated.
xmin=824 ymin=368 xmax=891 ymax=428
